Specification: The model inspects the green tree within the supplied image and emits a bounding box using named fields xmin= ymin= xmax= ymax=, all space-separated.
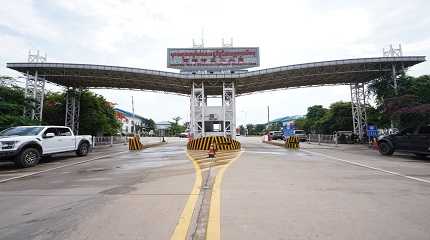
xmin=246 ymin=124 xmax=255 ymax=135
xmin=318 ymin=101 xmax=352 ymax=134
xmin=142 ymin=118 xmax=156 ymax=131
xmin=303 ymin=105 xmax=328 ymax=133
xmin=43 ymin=90 xmax=121 ymax=136
xmin=368 ymin=74 xmax=430 ymax=129
xmin=255 ymin=124 xmax=267 ymax=135
xmin=169 ymin=116 xmax=186 ymax=136
xmin=294 ymin=117 xmax=306 ymax=130
xmin=0 ymin=80 xmax=38 ymax=130
xmin=238 ymin=125 xmax=246 ymax=135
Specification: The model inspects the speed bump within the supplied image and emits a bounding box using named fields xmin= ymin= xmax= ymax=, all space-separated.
xmin=187 ymin=136 xmax=241 ymax=151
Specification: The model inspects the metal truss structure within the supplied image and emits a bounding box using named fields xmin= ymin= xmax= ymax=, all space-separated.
xmin=190 ymin=82 xmax=205 ymax=138
xmin=222 ymin=82 xmax=236 ymax=138
xmin=23 ymin=51 xmax=47 ymax=122
xmin=65 ymin=88 xmax=81 ymax=134
xmin=8 ymin=55 xmax=424 ymax=138
xmin=350 ymin=82 xmax=368 ymax=140
xmin=8 ymin=57 xmax=424 ymax=96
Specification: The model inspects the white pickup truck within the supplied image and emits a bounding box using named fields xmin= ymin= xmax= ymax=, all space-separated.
xmin=0 ymin=126 xmax=92 ymax=168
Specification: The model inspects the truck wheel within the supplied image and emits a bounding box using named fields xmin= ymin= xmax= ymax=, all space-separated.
xmin=76 ymin=142 xmax=90 ymax=157
xmin=379 ymin=142 xmax=394 ymax=156
xmin=15 ymin=148 xmax=41 ymax=168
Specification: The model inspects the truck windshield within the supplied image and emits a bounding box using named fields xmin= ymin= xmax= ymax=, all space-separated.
xmin=295 ymin=130 xmax=305 ymax=134
xmin=0 ymin=127 xmax=44 ymax=136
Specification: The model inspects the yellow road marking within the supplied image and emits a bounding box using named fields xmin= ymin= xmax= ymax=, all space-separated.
xmin=206 ymin=150 xmax=244 ymax=240
xmin=170 ymin=152 xmax=203 ymax=240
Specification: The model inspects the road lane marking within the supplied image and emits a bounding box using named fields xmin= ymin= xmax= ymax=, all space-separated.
xmin=0 ymin=151 xmax=129 ymax=184
xmin=170 ymin=151 xmax=203 ymax=240
xmin=245 ymin=150 xmax=286 ymax=155
xmin=301 ymin=149 xmax=430 ymax=184
xmin=206 ymin=150 xmax=244 ymax=240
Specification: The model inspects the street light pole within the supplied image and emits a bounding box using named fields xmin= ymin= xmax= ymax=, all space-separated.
xmin=132 ymin=96 xmax=136 ymax=135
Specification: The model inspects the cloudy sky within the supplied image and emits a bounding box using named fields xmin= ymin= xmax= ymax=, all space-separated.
xmin=1 ymin=0 xmax=429 ymax=125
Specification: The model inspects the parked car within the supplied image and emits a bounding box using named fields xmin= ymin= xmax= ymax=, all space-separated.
xmin=378 ymin=124 xmax=430 ymax=158
xmin=178 ymin=132 xmax=188 ymax=138
xmin=293 ymin=129 xmax=307 ymax=142
xmin=0 ymin=126 xmax=92 ymax=168
xmin=269 ymin=131 xmax=283 ymax=140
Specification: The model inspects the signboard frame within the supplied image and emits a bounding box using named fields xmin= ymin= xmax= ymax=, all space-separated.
xmin=167 ymin=47 xmax=260 ymax=70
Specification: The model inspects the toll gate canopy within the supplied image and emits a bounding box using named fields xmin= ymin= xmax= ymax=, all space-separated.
xmin=6 ymin=55 xmax=426 ymax=139
xmin=7 ymin=56 xmax=425 ymax=96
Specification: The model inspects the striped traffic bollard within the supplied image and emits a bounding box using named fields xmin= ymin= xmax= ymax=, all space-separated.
xmin=187 ymin=136 xmax=241 ymax=151
xmin=129 ymin=136 xmax=143 ymax=150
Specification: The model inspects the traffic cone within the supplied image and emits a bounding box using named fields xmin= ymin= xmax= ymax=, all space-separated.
xmin=208 ymin=143 xmax=216 ymax=158
xmin=372 ymin=139 xmax=379 ymax=150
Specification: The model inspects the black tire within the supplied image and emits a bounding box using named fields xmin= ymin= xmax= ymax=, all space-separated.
xmin=379 ymin=141 xmax=394 ymax=156
xmin=15 ymin=148 xmax=41 ymax=168
xmin=76 ymin=142 xmax=90 ymax=157
xmin=414 ymin=153 xmax=428 ymax=159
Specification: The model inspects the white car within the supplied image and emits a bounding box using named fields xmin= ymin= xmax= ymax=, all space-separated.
xmin=0 ymin=126 xmax=92 ymax=168
xmin=293 ymin=129 xmax=307 ymax=142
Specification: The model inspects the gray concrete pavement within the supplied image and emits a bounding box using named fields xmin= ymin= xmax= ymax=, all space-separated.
xmin=2 ymin=136 xmax=430 ymax=239
xmin=0 ymin=140 xmax=194 ymax=240
xmin=221 ymin=137 xmax=430 ymax=240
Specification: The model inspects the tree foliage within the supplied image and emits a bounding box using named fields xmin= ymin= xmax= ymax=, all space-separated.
xmin=43 ymin=90 xmax=121 ymax=136
xmin=169 ymin=116 xmax=186 ymax=135
xmin=0 ymin=82 xmax=39 ymax=130
xmin=245 ymin=123 xmax=266 ymax=135
xmin=368 ymin=74 xmax=430 ymax=129
xmin=303 ymin=105 xmax=328 ymax=133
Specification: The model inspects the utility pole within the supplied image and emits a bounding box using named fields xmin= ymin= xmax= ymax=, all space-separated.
xmin=267 ymin=106 xmax=270 ymax=130
xmin=132 ymin=96 xmax=136 ymax=135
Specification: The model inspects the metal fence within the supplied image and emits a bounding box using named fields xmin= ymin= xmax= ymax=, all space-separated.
xmin=91 ymin=136 xmax=128 ymax=147
xmin=307 ymin=134 xmax=337 ymax=145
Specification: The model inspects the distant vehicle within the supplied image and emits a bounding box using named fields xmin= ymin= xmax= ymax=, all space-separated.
xmin=378 ymin=124 xmax=430 ymax=158
xmin=178 ymin=132 xmax=188 ymax=138
xmin=0 ymin=126 xmax=92 ymax=168
xmin=269 ymin=131 xmax=283 ymax=140
xmin=335 ymin=131 xmax=354 ymax=144
xmin=293 ymin=129 xmax=307 ymax=142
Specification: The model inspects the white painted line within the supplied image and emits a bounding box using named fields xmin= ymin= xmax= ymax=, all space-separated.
xmin=300 ymin=149 xmax=430 ymax=184
xmin=245 ymin=151 xmax=286 ymax=155
xmin=0 ymin=151 xmax=129 ymax=184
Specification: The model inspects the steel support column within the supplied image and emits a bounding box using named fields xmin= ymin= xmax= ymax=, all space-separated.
xmin=223 ymin=81 xmax=236 ymax=139
xmin=23 ymin=70 xmax=45 ymax=122
xmin=65 ymin=88 xmax=81 ymax=135
xmin=350 ymin=82 xmax=368 ymax=140
xmin=190 ymin=81 xmax=205 ymax=138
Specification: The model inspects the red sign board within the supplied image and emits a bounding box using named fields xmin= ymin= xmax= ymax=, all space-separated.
xmin=167 ymin=47 xmax=259 ymax=70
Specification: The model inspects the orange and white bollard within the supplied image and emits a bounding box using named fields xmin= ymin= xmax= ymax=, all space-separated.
xmin=208 ymin=143 xmax=216 ymax=158
xmin=372 ymin=138 xmax=379 ymax=150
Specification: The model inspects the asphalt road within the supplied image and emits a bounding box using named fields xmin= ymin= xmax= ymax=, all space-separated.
xmin=0 ymin=137 xmax=430 ymax=239
xmin=0 ymin=138 xmax=194 ymax=240
xmin=222 ymin=137 xmax=430 ymax=240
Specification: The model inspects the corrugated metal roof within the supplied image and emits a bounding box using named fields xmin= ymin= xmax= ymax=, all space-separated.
xmin=7 ymin=56 xmax=425 ymax=95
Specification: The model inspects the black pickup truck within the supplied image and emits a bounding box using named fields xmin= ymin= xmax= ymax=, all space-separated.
xmin=378 ymin=124 xmax=430 ymax=158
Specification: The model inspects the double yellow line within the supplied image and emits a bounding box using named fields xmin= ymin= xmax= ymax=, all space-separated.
xmin=170 ymin=152 xmax=203 ymax=239
xmin=171 ymin=150 xmax=243 ymax=240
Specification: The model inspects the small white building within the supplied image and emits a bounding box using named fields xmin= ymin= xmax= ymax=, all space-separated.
xmin=114 ymin=108 xmax=146 ymax=135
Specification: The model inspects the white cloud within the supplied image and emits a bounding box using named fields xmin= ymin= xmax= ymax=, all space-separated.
xmin=0 ymin=0 xmax=429 ymax=125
